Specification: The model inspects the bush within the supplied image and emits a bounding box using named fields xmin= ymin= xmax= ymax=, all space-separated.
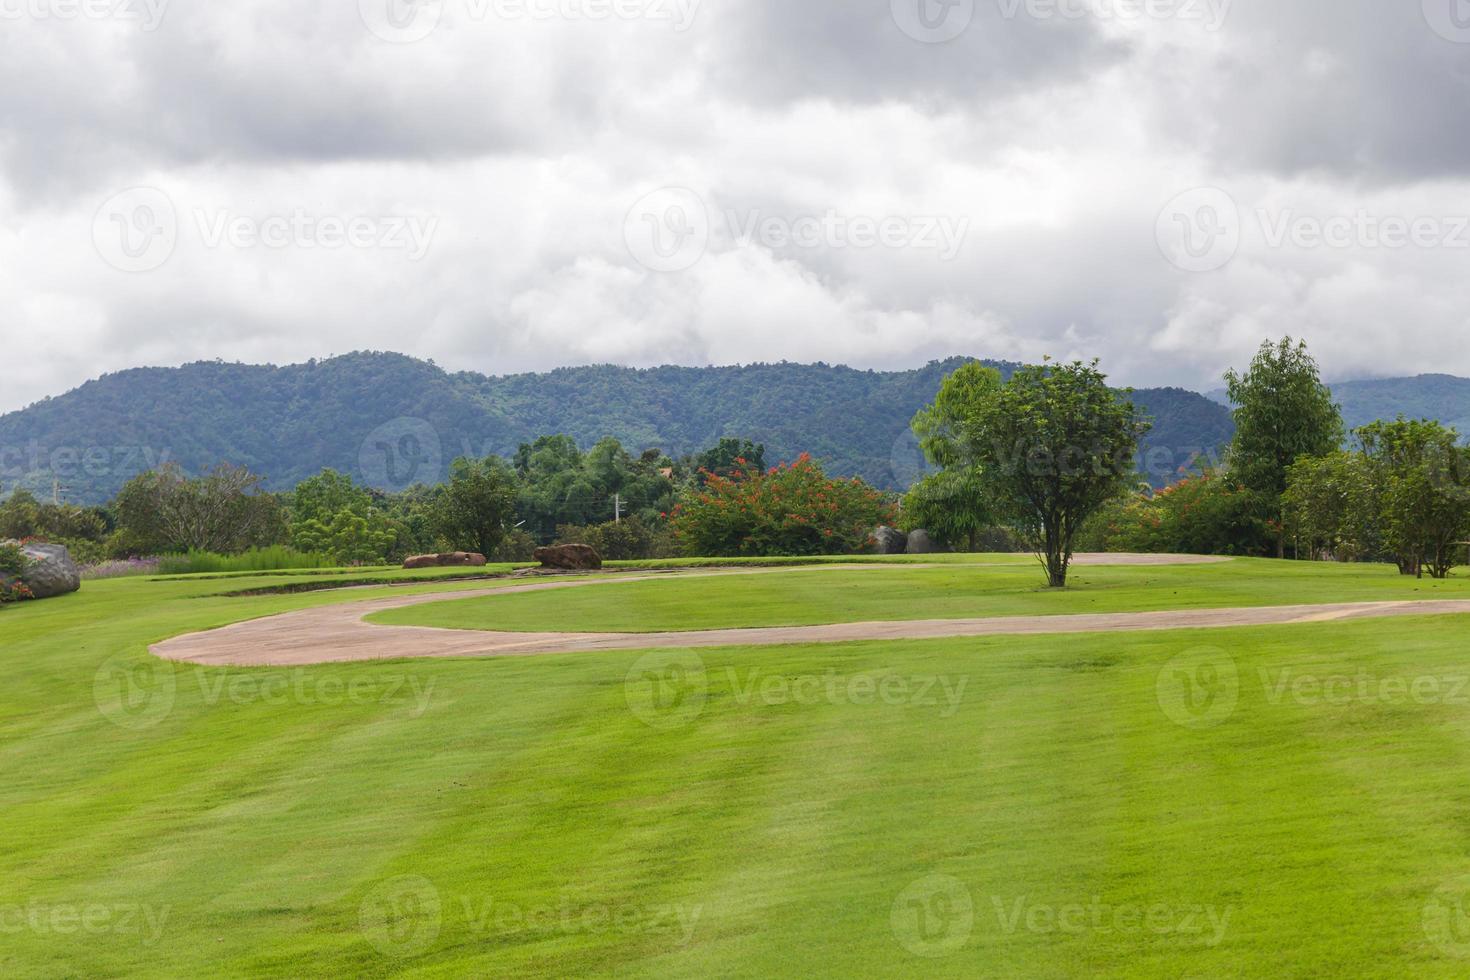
xmin=554 ymin=516 xmax=665 ymax=561
xmin=82 ymin=558 xmax=164 ymax=580
xmin=490 ymin=528 xmax=538 ymax=563
xmin=1084 ymin=474 xmax=1271 ymax=556
xmin=156 ymin=546 xmax=339 ymax=575
xmin=0 ymin=544 xmax=31 ymax=603
xmin=671 ymin=455 xmax=896 ymax=558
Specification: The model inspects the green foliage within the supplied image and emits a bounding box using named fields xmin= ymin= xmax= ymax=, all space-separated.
xmin=513 ymin=435 xmax=676 ymax=543
xmin=693 ymin=438 xmax=766 ymax=483
xmin=967 ymin=360 xmax=1150 ymax=586
xmin=0 ymin=489 xmax=110 ymax=545
xmin=554 ymin=515 xmax=673 ymax=561
xmin=155 ymin=547 xmax=338 ymax=575
xmin=671 ymin=455 xmax=896 ymax=557
xmin=1089 ymin=473 xmax=1271 ymax=557
xmin=1288 ymin=419 xmax=1470 ymax=578
xmin=903 ymin=363 xmax=1002 ymax=550
xmin=432 ymin=457 xmax=518 ymax=558
xmin=0 ymin=352 xmax=1234 ymax=502
xmin=0 ymin=543 xmax=30 ymax=604
xmin=1283 ymin=452 xmax=1381 ymax=563
xmin=1224 ymin=338 xmax=1344 ymax=557
xmin=288 ymin=470 xmax=400 ymax=564
xmin=113 ymin=464 xmax=287 ymax=556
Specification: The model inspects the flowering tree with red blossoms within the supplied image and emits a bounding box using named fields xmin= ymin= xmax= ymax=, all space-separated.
xmin=670 ymin=454 xmax=896 ymax=557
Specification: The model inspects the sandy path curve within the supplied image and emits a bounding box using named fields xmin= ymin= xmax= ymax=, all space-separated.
xmin=148 ymin=554 xmax=1470 ymax=667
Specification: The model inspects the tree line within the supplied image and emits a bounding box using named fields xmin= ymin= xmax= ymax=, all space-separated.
xmin=0 ymin=435 xmax=893 ymax=566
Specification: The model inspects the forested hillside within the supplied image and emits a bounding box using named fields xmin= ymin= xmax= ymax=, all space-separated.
xmin=0 ymin=353 xmax=1233 ymax=503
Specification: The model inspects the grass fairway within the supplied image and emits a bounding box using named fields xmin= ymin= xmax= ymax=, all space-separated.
xmin=6 ymin=564 xmax=1470 ymax=976
xmin=371 ymin=557 xmax=1470 ymax=633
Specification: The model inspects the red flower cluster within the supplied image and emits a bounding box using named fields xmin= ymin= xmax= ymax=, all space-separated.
xmin=670 ymin=454 xmax=895 ymax=557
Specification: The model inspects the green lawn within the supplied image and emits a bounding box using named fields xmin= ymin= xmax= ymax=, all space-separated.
xmin=371 ymin=558 xmax=1470 ymax=633
xmin=5 ymin=565 xmax=1470 ymax=976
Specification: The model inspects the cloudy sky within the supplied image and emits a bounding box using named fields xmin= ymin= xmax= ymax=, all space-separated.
xmin=2 ymin=0 xmax=1469 ymax=414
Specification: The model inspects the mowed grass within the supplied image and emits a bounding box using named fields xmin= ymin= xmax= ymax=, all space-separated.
xmin=370 ymin=557 xmax=1470 ymax=633
xmin=5 ymin=565 xmax=1470 ymax=975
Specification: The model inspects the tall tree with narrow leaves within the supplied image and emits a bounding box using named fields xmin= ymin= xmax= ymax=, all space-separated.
xmin=1225 ymin=338 xmax=1344 ymax=559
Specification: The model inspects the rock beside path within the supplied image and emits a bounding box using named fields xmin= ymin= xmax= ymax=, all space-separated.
xmin=403 ymin=552 xmax=488 ymax=570
xmin=534 ymin=544 xmax=603 ymax=571
xmin=1 ymin=541 xmax=82 ymax=599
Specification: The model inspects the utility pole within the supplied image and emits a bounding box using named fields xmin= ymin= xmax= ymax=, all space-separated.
xmin=614 ymin=493 xmax=622 ymax=523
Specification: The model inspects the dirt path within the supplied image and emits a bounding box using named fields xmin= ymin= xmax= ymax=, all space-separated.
xmin=148 ymin=554 xmax=1470 ymax=667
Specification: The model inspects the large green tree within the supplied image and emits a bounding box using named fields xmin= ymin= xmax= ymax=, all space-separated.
xmin=1225 ymin=338 xmax=1344 ymax=558
xmin=433 ymin=457 xmax=518 ymax=558
xmin=1358 ymin=419 xmax=1470 ymax=578
xmin=969 ymin=360 xmax=1149 ymax=587
xmin=902 ymin=362 xmax=1003 ymax=551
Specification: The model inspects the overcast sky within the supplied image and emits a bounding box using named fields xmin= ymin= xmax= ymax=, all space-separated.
xmin=3 ymin=0 xmax=1469 ymax=414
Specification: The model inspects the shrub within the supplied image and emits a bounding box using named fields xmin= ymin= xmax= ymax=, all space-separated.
xmin=156 ymin=546 xmax=339 ymax=575
xmin=0 ymin=544 xmax=31 ymax=603
xmin=82 ymin=558 xmax=164 ymax=580
xmin=671 ymin=455 xmax=896 ymax=558
xmin=490 ymin=528 xmax=538 ymax=563
xmin=554 ymin=516 xmax=664 ymax=561
xmin=1084 ymin=473 xmax=1271 ymax=556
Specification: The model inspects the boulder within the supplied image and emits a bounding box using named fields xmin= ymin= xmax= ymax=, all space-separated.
xmin=1 ymin=541 xmax=81 ymax=599
xmin=873 ymin=526 xmax=908 ymax=555
xmin=403 ymin=552 xmax=487 ymax=570
xmin=534 ymin=544 xmax=603 ymax=571
xmin=905 ymin=529 xmax=937 ymax=555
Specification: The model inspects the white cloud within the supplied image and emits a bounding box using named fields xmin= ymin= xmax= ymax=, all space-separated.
xmin=3 ymin=0 xmax=1470 ymax=414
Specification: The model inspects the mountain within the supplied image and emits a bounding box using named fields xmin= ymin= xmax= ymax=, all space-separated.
xmin=1330 ymin=375 xmax=1470 ymax=435
xmin=0 ymin=353 xmax=1233 ymax=504
xmin=1208 ymin=375 xmax=1470 ymax=438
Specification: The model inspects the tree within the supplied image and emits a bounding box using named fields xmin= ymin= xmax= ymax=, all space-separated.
xmin=968 ymin=360 xmax=1149 ymax=587
xmin=288 ymin=469 xmax=399 ymax=564
xmin=113 ymin=464 xmax=286 ymax=555
xmin=1283 ymin=419 xmax=1470 ymax=579
xmin=1225 ymin=338 xmax=1344 ymax=558
xmin=671 ymin=455 xmax=895 ymax=558
xmin=433 ymin=457 xmax=518 ymax=558
xmin=693 ymin=438 xmax=766 ymax=484
xmin=1283 ymin=453 xmax=1380 ymax=562
xmin=1357 ymin=419 xmax=1470 ymax=579
xmin=903 ymin=363 xmax=1002 ymax=550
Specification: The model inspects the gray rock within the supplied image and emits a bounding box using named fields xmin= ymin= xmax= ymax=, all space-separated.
xmin=1 ymin=541 xmax=82 ymax=599
xmin=873 ymin=526 xmax=908 ymax=555
xmin=905 ymin=529 xmax=937 ymax=555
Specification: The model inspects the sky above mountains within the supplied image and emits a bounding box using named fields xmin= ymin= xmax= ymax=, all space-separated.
xmin=3 ymin=0 xmax=1469 ymax=414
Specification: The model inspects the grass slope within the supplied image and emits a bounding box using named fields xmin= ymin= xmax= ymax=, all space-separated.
xmin=371 ymin=558 xmax=1470 ymax=633
xmin=4 ymin=565 xmax=1470 ymax=976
